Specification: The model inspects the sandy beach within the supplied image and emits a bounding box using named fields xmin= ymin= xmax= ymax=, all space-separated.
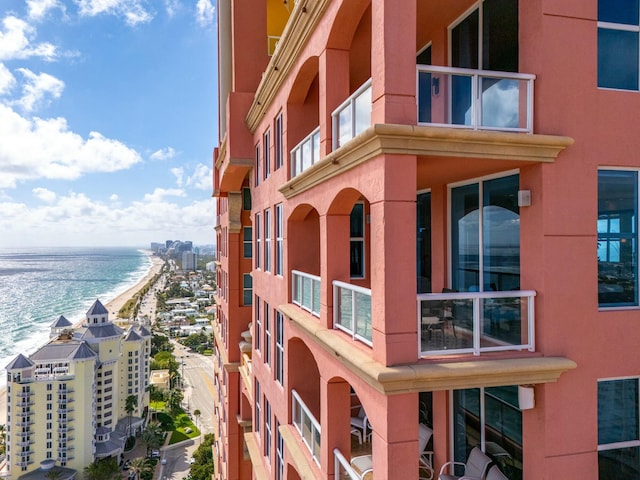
xmin=0 ymin=251 xmax=165 ymax=426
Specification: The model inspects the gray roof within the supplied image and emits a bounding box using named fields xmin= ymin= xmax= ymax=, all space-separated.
xmin=124 ymin=329 xmax=142 ymax=342
xmin=30 ymin=341 xmax=96 ymax=362
xmin=74 ymin=323 xmax=124 ymax=340
xmin=87 ymin=299 xmax=109 ymax=316
xmin=51 ymin=315 xmax=73 ymax=328
xmin=71 ymin=342 xmax=97 ymax=360
xmin=18 ymin=465 xmax=77 ymax=480
xmin=137 ymin=325 xmax=151 ymax=337
xmin=6 ymin=353 xmax=34 ymax=370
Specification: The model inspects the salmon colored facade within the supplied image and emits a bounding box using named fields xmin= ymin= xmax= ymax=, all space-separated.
xmin=211 ymin=1 xmax=640 ymax=478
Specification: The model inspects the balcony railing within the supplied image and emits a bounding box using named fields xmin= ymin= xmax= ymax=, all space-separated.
xmin=332 ymin=79 xmax=372 ymax=150
xmin=292 ymin=270 xmax=321 ymax=317
xmin=290 ymin=127 xmax=320 ymax=178
xmin=291 ymin=389 xmax=321 ymax=465
xmin=418 ymin=290 xmax=535 ymax=356
xmin=416 ymin=65 xmax=535 ymax=133
xmin=333 ymin=281 xmax=372 ymax=346
xmin=334 ymin=449 xmax=362 ymax=480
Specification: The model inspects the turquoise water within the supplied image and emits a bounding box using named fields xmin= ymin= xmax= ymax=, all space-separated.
xmin=0 ymin=247 xmax=152 ymax=382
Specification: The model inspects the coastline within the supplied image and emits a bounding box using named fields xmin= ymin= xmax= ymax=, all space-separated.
xmin=0 ymin=251 xmax=165 ymax=426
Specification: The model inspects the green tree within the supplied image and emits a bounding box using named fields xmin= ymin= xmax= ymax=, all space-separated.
xmin=142 ymin=421 xmax=164 ymax=455
xmin=84 ymin=459 xmax=121 ymax=480
xmin=187 ymin=434 xmax=215 ymax=480
xmin=166 ymin=388 xmax=184 ymax=413
xmin=128 ymin=457 xmax=152 ymax=480
xmin=193 ymin=409 xmax=201 ymax=428
xmin=125 ymin=394 xmax=138 ymax=437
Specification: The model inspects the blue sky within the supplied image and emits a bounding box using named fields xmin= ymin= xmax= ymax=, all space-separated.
xmin=0 ymin=0 xmax=218 ymax=247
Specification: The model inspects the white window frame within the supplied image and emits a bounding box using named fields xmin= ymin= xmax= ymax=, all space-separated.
xmin=265 ymin=208 xmax=272 ymax=273
xmin=275 ymin=311 xmax=284 ymax=385
xmin=276 ymin=204 xmax=284 ymax=276
xmin=275 ymin=112 xmax=283 ymax=170
xmin=597 ymin=377 xmax=640 ymax=460
xmin=264 ymin=303 xmax=271 ymax=366
xmin=255 ymin=143 xmax=261 ymax=186
xmin=264 ymin=129 xmax=271 ymax=180
xmin=254 ymin=296 xmax=261 ymax=352
xmin=255 ymin=213 xmax=262 ymax=270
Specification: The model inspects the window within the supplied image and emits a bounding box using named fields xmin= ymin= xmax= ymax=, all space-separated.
xmin=264 ymin=129 xmax=271 ymax=180
xmin=255 ymin=381 xmax=261 ymax=435
xmin=598 ymin=0 xmax=640 ymax=90
xmin=264 ymin=303 xmax=271 ymax=366
xmin=255 ymin=296 xmax=261 ymax=352
xmin=276 ymin=204 xmax=283 ymax=275
xmin=243 ymin=187 xmax=252 ymax=211
xmin=264 ymin=399 xmax=272 ymax=460
xmin=453 ymin=386 xmax=522 ymax=479
xmin=350 ymin=202 xmax=365 ymax=278
xmin=244 ymin=227 xmax=253 ymax=258
xmin=275 ymin=311 xmax=284 ymax=385
xmin=255 ymin=143 xmax=261 ymax=186
xmin=598 ymin=378 xmax=640 ymax=479
xmin=255 ymin=213 xmax=262 ymax=269
xmin=243 ymin=274 xmax=253 ymax=306
xmin=451 ymin=174 xmax=520 ymax=292
xmin=598 ymin=170 xmax=638 ymax=306
xmin=265 ymin=208 xmax=272 ymax=273
xmin=417 ymin=192 xmax=432 ymax=293
xmin=275 ymin=113 xmax=283 ymax=170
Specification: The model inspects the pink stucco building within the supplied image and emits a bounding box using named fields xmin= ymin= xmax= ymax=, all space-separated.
xmin=212 ymin=1 xmax=637 ymax=478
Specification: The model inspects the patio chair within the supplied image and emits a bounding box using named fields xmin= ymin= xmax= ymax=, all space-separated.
xmin=350 ymin=407 xmax=371 ymax=443
xmin=350 ymin=454 xmax=373 ymax=480
xmin=438 ymin=446 xmax=493 ymax=480
xmin=486 ymin=465 xmax=509 ymax=480
xmin=418 ymin=424 xmax=434 ymax=480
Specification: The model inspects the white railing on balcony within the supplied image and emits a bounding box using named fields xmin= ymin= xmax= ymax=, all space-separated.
xmin=290 ymin=127 xmax=320 ymax=178
xmin=333 ymin=280 xmax=372 ymax=346
xmin=292 ymin=270 xmax=321 ymax=317
xmin=332 ymin=79 xmax=372 ymax=150
xmin=416 ymin=65 xmax=535 ymax=133
xmin=334 ymin=449 xmax=362 ymax=480
xmin=418 ymin=290 xmax=535 ymax=356
xmin=292 ymin=389 xmax=321 ymax=465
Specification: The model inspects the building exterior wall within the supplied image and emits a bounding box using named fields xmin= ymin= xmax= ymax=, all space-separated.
xmin=212 ymin=1 xmax=637 ymax=479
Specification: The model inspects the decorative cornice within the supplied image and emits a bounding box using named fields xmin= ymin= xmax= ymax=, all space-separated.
xmin=279 ymin=425 xmax=321 ymax=480
xmin=215 ymin=133 xmax=227 ymax=170
xmin=246 ymin=0 xmax=330 ymax=132
xmin=279 ymin=303 xmax=576 ymax=394
xmin=279 ymin=124 xmax=574 ymax=199
xmin=244 ymin=432 xmax=268 ymax=480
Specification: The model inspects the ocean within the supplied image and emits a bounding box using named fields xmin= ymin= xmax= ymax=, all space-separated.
xmin=0 ymin=247 xmax=152 ymax=384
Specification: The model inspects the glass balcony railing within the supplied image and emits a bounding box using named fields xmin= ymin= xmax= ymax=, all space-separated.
xmin=334 ymin=449 xmax=362 ymax=480
xmin=332 ymin=79 xmax=372 ymax=150
xmin=291 ymin=127 xmax=320 ymax=178
xmin=417 ymin=65 xmax=535 ymax=133
xmin=418 ymin=290 xmax=535 ymax=356
xmin=333 ymin=281 xmax=372 ymax=346
xmin=292 ymin=389 xmax=321 ymax=465
xmin=292 ymin=270 xmax=321 ymax=317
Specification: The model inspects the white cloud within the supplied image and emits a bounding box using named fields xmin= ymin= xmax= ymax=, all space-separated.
xmin=0 ymin=16 xmax=57 ymax=61
xmin=185 ymin=163 xmax=211 ymax=190
xmin=143 ymin=187 xmax=186 ymax=203
xmin=164 ymin=0 xmax=180 ymax=17
xmin=0 ymin=190 xmax=216 ymax=247
xmin=0 ymin=63 xmax=16 ymax=96
xmin=27 ymin=0 xmax=63 ymax=21
xmin=0 ymin=104 xmax=142 ymax=188
xmin=32 ymin=187 xmax=56 ymax=203
xmin=195 ymin=0 xmax=214 ymax=26
xmin=15 ymin=68 xmax=64 ymax=112
xmin=75 ymin=0 xmax=154 ymax=26
xmin=109 ymin=194 xmax=119 ymax=201
xmin=150 ymin=147 xmax=176 ymax=161
xmin=171 ymin=167 xmax=183 ymax=187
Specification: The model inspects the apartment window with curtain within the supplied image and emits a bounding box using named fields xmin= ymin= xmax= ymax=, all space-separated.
xmin=255 ymin=213 xmax=262 ymax=270
xmin=265 ymin=208 xmax=272 ymax=273
xmin=598 ymin=378 xmax=640 ymax=479
xmin=350 ymin=202 xmax=365 ymax=278
xmin=276 ymin=203 xmax=283 ymax=275
xmin=275 ymin=113 xmax=283 ymax=170
xmin=598 ymin=170 xmax=638 ymax=307
xmin=264 ymin=129 xmax=271 ymax=180
xmin=598 ymin=0 xmax=640 ymax=90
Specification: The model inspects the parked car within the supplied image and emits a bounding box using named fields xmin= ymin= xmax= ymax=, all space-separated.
xmin=151 ymin=450 xmax=160 ymax=458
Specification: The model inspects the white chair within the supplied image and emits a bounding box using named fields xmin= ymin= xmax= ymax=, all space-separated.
xmin=486 ymin=465 xmax=509 ymax=480
xmin=350 ymin=454 xmax=373 ymax=480
xmin=418 ymin=424 xmax=434 ymax=480
xmin=350 ymin=407 xmax=370 ymax=443
xmin=438 ymin=447 xmax=492 ymax=480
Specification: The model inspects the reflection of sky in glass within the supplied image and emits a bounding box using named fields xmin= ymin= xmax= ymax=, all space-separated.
xmin=481 ymin=79 xmax=519 ymax=128
xmin=354 ymin=86 xmax=372 ymax=136
xmin=339 ymin=108 xmax=351 ymax=147
xmin=458 ymin=206 xmax=520 ymax=253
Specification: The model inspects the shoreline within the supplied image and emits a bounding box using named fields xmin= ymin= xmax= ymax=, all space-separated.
xmin=0 ymin=251 xmax=165 ymax=426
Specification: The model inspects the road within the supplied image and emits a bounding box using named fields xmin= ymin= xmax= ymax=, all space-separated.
xmin=157 ymin=341 xmax=216 ymax=480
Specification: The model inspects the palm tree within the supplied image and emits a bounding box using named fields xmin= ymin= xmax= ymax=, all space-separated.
xmin=128 ymin=457 xmax=152 ymax=480
xmin=44 ymin=467 xmax=64 ymax=480
xmin=193 ymin=409 xmax=201 ymax=428
xmin=125 ymin=395 xmax=138 ymax=436
xmin=142 ymin=421 xmax=163 ymax=456
xmin=84 ymin=459 xmax=120 ymax=480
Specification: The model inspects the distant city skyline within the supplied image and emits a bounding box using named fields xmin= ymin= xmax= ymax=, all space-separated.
xmin=0 ymin=0 xmax=218 ymax=247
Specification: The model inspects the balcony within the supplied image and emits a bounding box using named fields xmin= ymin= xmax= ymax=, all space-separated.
xmin=416 ymin=65 xmax=535 ymax=133
xmin=57 ymin=397 xmax=74 ymax=404
xmin=57 ymin=407 xmax=74 ymax=415
xmin=16 ymin=440 xmax=34 ymax=447
xmin=332 ymin=79 xmax=372 ymax=150
xmin=16 ymin=410 xmax=32 ymax=418
xmin=292 ymin=270 xmax=321 ymax=317
xmin=57 ymin=426 xmax=74 ymax=434
xmin=418 ymin=290 xmax=535 ymax=357
xmin=16 ymin=391 xmax=33 ymax=398
xmin=333 ymin=281 xmax=372 ymax=347
xmin=291 ymin=389 xmax=321 ymax=466
xmin=290 ymin=127 xmax=320 ymax=178
xmin=16 ymin=420 xmax=34 ymax=427
xmin=334 ymin=449 xmax=363 ymax=480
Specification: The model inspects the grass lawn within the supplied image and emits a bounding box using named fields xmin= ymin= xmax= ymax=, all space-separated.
xmin=150 ymin=400 xmax=166 ymax=411
xmin=156 ymin=410 xmax=200 ymax=444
